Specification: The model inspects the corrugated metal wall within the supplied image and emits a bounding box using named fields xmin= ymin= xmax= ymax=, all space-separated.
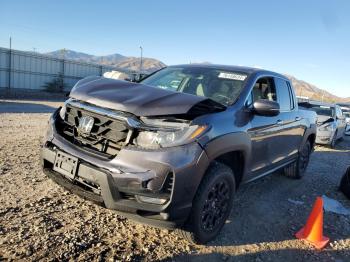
xmin=0 ymin=47 xmax=130 ymax=91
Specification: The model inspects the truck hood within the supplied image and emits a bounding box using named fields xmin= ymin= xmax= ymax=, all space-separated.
xmin=69 ymin=77 xmax=226 ymax=118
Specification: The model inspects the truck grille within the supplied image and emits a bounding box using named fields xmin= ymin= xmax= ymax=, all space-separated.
xmin=57 ymin=104 xmax=132 ymax=157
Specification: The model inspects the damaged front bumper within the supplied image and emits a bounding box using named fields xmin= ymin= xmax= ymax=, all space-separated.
xmin=315 ymin=129 xmax=335 ymax=145
xmin=41 ymin=111 xmax=209 ymax=228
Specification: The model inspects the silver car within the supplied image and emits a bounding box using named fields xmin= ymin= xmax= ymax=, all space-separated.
xmin=343 ymin=111 xmax=350 ymax=135
xmin=305 ymin=103 xmax=346 ymax=147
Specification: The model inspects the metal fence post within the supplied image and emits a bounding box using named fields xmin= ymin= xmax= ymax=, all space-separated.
xmin=60 ymin=58 xmax=65 ymax=91
xmin=8 ymin=42 xmax=11 ymax=92
xmin=99 ymin=65 xmax=103 ymax=76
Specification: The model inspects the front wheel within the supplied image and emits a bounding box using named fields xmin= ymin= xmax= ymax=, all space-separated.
xmin=284 ymin=140 xmax=311 ymax=179
xmin=177 ymin=162 xmax=236 ymax=244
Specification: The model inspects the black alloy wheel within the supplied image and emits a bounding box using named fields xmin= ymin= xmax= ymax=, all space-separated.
xmin=201 ymin=180 xmax=230 ymax=232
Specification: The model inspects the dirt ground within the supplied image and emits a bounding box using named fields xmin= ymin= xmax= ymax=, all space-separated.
xmin=0 ymin=98 xmax=349 ymax=262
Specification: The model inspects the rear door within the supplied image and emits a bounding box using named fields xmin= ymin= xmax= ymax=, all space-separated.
xmin=272 ymin=78 xmax=304 ymax=164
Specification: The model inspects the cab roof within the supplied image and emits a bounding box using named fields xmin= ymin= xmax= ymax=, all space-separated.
xmin=167 ymin=64 xmax=288 ymax=80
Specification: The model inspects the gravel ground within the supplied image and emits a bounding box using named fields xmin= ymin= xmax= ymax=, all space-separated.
xmin=0 ymin=98 xmax=349 ymax=261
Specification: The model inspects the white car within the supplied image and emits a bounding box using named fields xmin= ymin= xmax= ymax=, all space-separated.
xmin=344 ymin=111 xmax=350 ymax=135
xmin=301 ymin=102 xmax=347 ymax=148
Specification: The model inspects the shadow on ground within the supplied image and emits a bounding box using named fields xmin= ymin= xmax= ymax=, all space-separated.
xmin=162 ymin=139 xmax=350 ymax=261
xmin=0 ymin=101 xmax=58 ymax=113
xmin=162 ymin=247 xmax=348 ymax=262
xmin=0 ymin=89 xmax=67 ymax=102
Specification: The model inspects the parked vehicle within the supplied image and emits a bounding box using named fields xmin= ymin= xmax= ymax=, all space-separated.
xmin=296 ymin=96 xmax=310 ymax=103
xmin=41 ymin=65 xmax=317 ymax=243
xmin=339 ymin=106 xmax=350 ymax=136
xmin=300 ymin=101 xmax=346 ymax=147
xmin=344 ymin=111 xmax=350 ymax=135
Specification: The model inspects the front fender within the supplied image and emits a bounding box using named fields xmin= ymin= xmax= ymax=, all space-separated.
xmin=300 ymin=123 xmax=317 ymax=151
xmin=201 ymin=132 xmax=251 ymax=176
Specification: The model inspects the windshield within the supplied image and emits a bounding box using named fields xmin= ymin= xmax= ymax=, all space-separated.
xmin=140 ymin=67 xmax=248 ymax=106
xmin=343 ymin=111 xmax=350 ymax=118
xmin=309 ymin=105 xmax=335 ymax=117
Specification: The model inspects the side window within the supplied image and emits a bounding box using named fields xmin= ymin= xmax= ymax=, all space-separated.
xmin=275 ymin=78 xmax=292 ymax=111
xmin=252 ymin=77 xmax=277 ymax=102
xmin=287 ymin=82 xmax=295 ymax=110
xmin=336 ymin=107 xmax=342 ymax=118
xmin=246 ymin=92 xmax=253 ymax=107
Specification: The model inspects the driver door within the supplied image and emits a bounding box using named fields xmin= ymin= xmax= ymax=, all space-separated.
xmin=246 ymin=77 xmax=281 ymax=180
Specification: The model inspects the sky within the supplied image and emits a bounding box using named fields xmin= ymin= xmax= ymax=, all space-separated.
xmin=0 ymin=0 xmax=349 ymax=97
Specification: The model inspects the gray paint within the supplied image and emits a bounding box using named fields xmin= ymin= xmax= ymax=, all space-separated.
xmin=70 ymin=77 xmax=225 ymax=117
xmin=42 ymin=64 xmax=317 ymax=228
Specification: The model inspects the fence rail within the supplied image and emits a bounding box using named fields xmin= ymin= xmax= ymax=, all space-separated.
xmin=0 ymin=47 xmax=131 ymax=91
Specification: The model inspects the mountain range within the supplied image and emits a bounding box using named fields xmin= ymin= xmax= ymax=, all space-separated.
xmin=286 ymin=75 xmax=349 ymax=103
xmin=46 ymin=49 xmax=349 ymax=103
xmin=46 ymin=49 xmax=165 ymax=73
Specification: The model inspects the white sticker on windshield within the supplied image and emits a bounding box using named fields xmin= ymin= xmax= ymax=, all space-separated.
xmin=320 ymin=106 xmax=330 ymax=109
xmin=218 ymin=72 xmax=247 ymax=81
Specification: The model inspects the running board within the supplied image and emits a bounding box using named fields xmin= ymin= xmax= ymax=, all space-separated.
xmin=242 ymin=159 xmax=296 ymax=184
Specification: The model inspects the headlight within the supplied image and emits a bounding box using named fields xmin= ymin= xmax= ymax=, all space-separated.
xmin=58 ymin=99 xmax=72 ymax=120
xmin=59 ymin=105 xmax=66 ymax=120
xmin=319 ymin=123 xmax=335 ymax=132
xmin=134 ymin=124 xmax=208 ymax=148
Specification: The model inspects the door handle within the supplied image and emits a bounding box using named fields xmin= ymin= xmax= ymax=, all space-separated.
xmin=295 ymin=116 xmax=301 ymax=121
xmin=277 ymin=120 xmax=284 ymax=125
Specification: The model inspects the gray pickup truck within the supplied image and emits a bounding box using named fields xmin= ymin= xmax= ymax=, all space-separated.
xmin=41 ymin=64 xmax=317 ymax=243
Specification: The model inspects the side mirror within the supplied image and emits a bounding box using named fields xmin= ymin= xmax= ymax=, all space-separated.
xmin=253 ymin=99 xmax=280 ymax=116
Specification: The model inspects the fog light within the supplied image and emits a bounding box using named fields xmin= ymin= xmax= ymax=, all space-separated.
xmin=136 ymin=195 xmax=168 ymax=205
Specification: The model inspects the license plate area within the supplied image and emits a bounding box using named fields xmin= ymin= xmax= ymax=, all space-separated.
xmin=53 ymin=151 xmax=78 ymax=179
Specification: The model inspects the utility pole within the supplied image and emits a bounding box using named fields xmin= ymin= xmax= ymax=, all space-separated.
xmin=60 ymin=48 xmax=66 ymax=59
xmin=322 ymin=90 xmax=325 ymax=102
xmin=139 ymin=46 xmax=143 ymax=74
xmin=8 ymin=36 xmax=12 ymax=92
xmin=60 ymin=48 xmax=66 ymax=92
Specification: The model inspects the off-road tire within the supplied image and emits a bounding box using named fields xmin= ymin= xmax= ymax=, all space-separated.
xmin=339 ymin=166 xmax=350 ymax=199
xmin=284 ymin=140 xmax=311 ymax=179
xmin=176 ymin=162 xmax=236 ymax=244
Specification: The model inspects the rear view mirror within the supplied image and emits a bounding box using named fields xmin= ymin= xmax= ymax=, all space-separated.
xmin=253 ymin=99 xmax=280 ymax=116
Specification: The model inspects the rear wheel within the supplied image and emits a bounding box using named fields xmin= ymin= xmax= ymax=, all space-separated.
xmin=177 ymin=162 xmax=235 ymax=244
xmin=284 ymin=140 xmax=311 ymax=179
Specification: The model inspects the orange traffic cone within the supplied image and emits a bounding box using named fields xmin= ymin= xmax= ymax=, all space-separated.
xmin=295 ymin=197 xmax=329 ymax=249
